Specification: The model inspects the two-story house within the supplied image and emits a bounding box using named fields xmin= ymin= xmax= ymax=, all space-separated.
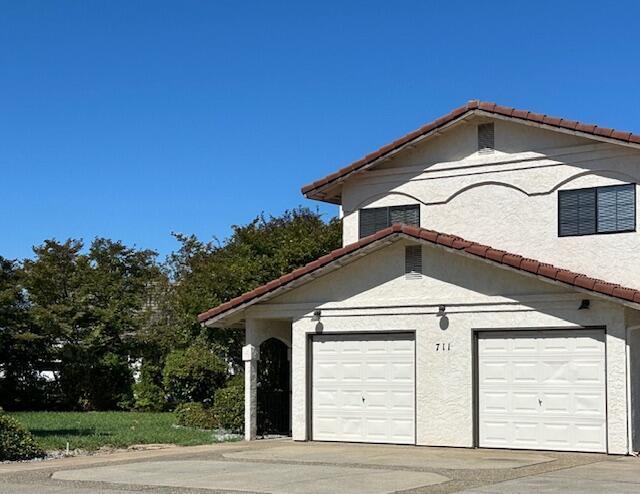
xmin=198 ymin=101 xmax=640 ymax=455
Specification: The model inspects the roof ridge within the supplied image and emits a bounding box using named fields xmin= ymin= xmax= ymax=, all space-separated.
xmin=198 ymin=224 xmax=640 ymax=324
xmin=302 ymin=101 xmax=640 ymax=200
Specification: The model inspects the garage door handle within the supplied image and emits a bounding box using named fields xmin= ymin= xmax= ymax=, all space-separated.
xmin=538 ymin=398 xmax=543 ymax=406
xmin=362 ymin=396 xmax=365 ymax=403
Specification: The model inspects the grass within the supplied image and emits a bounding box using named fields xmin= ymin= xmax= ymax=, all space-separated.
xmin=8 ymin=411 xmax=225 ymax=452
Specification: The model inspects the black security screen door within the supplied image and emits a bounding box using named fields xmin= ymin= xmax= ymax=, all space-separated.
xmin=257 ymin=338 xmax=290 ymax=436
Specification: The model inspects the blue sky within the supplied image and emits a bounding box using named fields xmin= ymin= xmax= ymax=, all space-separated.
xmin=1 ymin=1 xmax=639 ymax=260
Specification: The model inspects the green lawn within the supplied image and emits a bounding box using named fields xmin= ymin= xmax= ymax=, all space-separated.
xmin=9 ymin=411 xmax=225 ymax=452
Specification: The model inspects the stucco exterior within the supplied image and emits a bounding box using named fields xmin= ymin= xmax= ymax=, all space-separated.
xmin=202 ymin=107 xmax=640 ymax=454
xmin=340 ymin=117 xmax=640 ymax=290
xmin=238 ymin=239 xmax=637 ymax=454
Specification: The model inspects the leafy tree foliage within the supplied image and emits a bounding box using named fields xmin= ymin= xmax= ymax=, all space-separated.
xmin=166 ymin=207 xmax=341 ymax=369
xmin=21 ymin=238 xmax=161 ymax=410
xmin=0 ymin=207 xmax=341 ymax=412
xmin=162 ymin=340 xmax=227 ymax=405
xmin=0 ymin=257 xmax=49 ymax=410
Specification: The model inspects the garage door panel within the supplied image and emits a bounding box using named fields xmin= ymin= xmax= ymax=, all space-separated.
xmin=514 ymin=422 xmax=538 ymax=445
xmin=513 ymin=361 xmax=538 ymax=383
xmin=482 ymin=391 xmax=509 ymax=412
xmin=478 ymin=330 xmax=606 ymax=453
xmin=314 ymin=389 xmax=338 ymax=409
xmin=574 ymin=393 xmax=605 ymax=415
xmin=315 ymin=362 xmax=339 ymax=381
xmin=481 ymin=361 xmax=509 ymax=382
xmin=543 ymin=422 xmax=571 ymax=447
xmin=312 ymin=333 xmax=415 ymax=445
xmin=341 ymin=390 xmax=364 ymax=409
xmin=391 ymin=362 xmax=413 ymax=381
xmin=574 ymin=361 xmax=605 ymax=384
xmin=513 ymin=392 xmax=538 ymax=412
xmin=541 ymin=360 xmax=571 ymax=383
xmin=391 ymin=390 xmax=414 ymax=410
xmin=513 ymin=339 xmax=537 ymax=353
xmin=574 ymin=424 xmax=605 ymax=448
xmin=365 ymin=362 xmax=388 ymax=381
xmin=543 ymin=392 xmax=571 ymax=413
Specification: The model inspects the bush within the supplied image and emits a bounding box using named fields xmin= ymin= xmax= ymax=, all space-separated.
xmin=212 ymin=374 xmax=244 ymax=432
xmin=163 ymin=343 xmax=227 ymax=405
xmin=134 ymin=362 xmax=166 ymax=412
xmin=175 ymin=402 xmax=218 ymax=430
xmin=0 ymin=413 xmax=45 ymax=460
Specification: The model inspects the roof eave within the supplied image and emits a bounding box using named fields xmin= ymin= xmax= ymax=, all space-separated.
xmin=301 ymin=101 xmax=640 ymax=202
xmin=199 ymin=226 xmax=640 ymax=327
xmin=302 ymin=109 xmax=475 ymax=203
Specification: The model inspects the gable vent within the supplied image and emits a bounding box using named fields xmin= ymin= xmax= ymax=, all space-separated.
xmin=478 ymin=123 xmax=495 ymax=153
xmin=405 ymin=245 xmax=423 ymax=280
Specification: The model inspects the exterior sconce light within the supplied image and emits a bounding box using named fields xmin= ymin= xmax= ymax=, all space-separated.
xmin=311 ymin=309 xmax=322 ymax=321
xmin=578 ymin=299 xmax=590 ymax=310
xmin=437 ymin=305 xmax=446 ymax=316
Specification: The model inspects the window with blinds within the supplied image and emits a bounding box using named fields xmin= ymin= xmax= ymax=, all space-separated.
xmin=558 ymin=183 xmax=635 ymax=237
xmin=359 ymin=204 xmax=420 ymax=239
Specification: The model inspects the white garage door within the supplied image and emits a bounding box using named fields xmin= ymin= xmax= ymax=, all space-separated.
xmin=478 ymin=330 xmax=606 ymax=452
xmin=311 ymin=333 xmax=415 ymax=444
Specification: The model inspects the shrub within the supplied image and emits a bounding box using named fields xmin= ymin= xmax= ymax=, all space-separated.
xmin=163 ymin=343 xmax=227 ymax=405
xmin=134 ymin=362 xmax=166 ymax=412
xmin=0 ymin=413 xmax=45 ymax=461
xmin=212 ymin=374 xmax=244 ymax=432
xmin=175 ymin=402 xmax=218 ymax=430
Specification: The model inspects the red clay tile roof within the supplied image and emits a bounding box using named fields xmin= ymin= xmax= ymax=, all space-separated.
xmin=301 ymin=100 xmax=640 ymax=201
xmin=198 ymin=224 xmax=640 ymax=324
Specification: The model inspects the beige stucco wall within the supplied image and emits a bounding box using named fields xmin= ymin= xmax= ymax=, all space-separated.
xmin=248 ymin=239 xmax=635 ymax=454
xmin=340 ymin=117 xmax=640 ymax=290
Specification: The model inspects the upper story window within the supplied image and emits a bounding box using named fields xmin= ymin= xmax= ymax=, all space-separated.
xmin=359 ymin=204 xmax=420 ymax=239
xmin=558 ymin=183 xmax=636 ymax=237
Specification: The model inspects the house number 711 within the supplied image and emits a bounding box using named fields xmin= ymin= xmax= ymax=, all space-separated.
xmin=435 ymin=343 xmax=451 ymax=351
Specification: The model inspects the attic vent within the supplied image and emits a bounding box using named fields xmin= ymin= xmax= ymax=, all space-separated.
xmin=478 ymin=123 xmax=495 ymax=153
xmin=405 ymin=245 xmax=422 ymax=280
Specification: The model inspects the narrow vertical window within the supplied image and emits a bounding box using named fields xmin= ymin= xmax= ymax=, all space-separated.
xmin=477 ymin=123 xmax=495 ymax=153
xmin=405 ymin=245 xmax=422 ymax=279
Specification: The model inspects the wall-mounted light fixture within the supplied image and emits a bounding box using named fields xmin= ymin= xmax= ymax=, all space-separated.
xmin=437 ymin=305 xmax=446 ymax=317
xmin=578 ymin=299 xmax=590 ymax=310
xmin=311 ymin=309 xmax=322 ymax=321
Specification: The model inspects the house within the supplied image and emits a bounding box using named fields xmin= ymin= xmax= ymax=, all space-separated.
xmin=198 ymin=100 xmax=640 ymax=454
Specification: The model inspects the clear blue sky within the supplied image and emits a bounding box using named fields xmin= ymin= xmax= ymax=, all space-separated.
xmin=2 ymin=1 xmax=639 ymax=260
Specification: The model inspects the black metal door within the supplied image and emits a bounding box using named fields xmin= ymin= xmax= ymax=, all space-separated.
xmin=257 ymin=338 xmax=290 ymax=435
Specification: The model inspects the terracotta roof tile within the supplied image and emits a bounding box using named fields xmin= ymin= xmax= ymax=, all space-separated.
xmin=302 ymin=101 xmax=640 ymax=199
xmin=503 ymin=254 xmax=523 ymax=269
xmin=198 ymin=225 xmax=640 ymax=324
xmin=556 ymin=270 xmax=579 ymax=284
xmin=485 ymin=249 xmax=507 ymax=262
xmin=520 ymin=259 xmax=540 ymax=272
xmin=574 ymin=276 xmax=597 ymax=290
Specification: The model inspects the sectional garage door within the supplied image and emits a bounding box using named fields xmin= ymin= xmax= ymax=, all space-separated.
xmin=311 ymin=333 xmax=415 ymax=444
xmin=478 ymin=330 xmax=606 ymax=452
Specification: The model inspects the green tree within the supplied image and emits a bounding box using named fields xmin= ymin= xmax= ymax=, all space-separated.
xmin=0 ymin=257 xmax=49 ymax=410
xmin=22 ymin=238 xmax=162 ymax=410
xmin=165 ymin=207 xmax=341 ymax=370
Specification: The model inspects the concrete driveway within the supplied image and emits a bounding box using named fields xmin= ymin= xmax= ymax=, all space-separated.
xmin=1 ymin=439 xmax=639 ymax=493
